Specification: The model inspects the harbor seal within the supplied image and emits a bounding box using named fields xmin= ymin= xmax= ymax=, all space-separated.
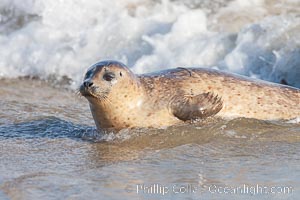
xmin=79 ymin=60 xmax=300 ymax=130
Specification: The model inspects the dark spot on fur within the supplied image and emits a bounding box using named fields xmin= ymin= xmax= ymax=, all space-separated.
xmin=280 ymin=79 xmax=288 ymax=85
xmin=120 ymin=72 xmax=123 ymax=77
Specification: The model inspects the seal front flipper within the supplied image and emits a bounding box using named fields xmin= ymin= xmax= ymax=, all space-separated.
xmin=170 ymin=92 xmax=223 ymax=121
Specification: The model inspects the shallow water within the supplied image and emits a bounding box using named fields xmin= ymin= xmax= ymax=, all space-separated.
xmin=1 ymin=0 xmax=300 ymax=199
xmin=0 ymin=79 xmax=299 ymax=200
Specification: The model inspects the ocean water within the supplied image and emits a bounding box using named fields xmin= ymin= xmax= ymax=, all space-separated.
xmin=0 ymin=0 xmax=300 ymax=88
xmin=0 ymin=0 xmax=300 ymax=199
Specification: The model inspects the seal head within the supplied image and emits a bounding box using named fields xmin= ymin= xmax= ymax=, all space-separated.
xmin=80 ymin=60 xmax=148 ymax=130
xmin=80 ymin=60 xmax=136 ymax=101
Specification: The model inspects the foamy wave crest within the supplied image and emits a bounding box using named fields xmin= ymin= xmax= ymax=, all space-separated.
xmin=0 ymin=0 xmax=299 ymax=88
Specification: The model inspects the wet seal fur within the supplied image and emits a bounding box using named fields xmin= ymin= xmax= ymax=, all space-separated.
xmin=80 ymin=60 xmax=300 ymax=130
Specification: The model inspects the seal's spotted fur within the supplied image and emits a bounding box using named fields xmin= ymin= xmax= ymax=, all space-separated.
xmin=80 ymin=60 xmax=300 ymax=130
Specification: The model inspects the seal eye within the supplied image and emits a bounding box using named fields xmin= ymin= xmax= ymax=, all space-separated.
xmin=103 ymin=73 xmax=115 ymax=81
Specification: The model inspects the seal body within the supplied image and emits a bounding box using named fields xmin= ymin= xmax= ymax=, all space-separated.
xmin=80 ymin=60 xmax=300 ymax=130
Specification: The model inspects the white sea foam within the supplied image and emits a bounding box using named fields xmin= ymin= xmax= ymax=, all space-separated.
xmin=287 ymin=117 xmax=300 ymax=124
xmin=0 ymin=0 xmax=299 ymax=88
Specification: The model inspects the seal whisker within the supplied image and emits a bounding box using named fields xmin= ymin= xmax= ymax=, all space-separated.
xmin=75 ymin=89 xmax=83 ymax=97
xmin=98 ymin=94 xmax=112 ymax=106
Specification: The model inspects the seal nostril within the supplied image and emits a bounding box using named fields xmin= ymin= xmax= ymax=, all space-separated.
xmin=84 ymin=81 xmax=93 ymax=88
